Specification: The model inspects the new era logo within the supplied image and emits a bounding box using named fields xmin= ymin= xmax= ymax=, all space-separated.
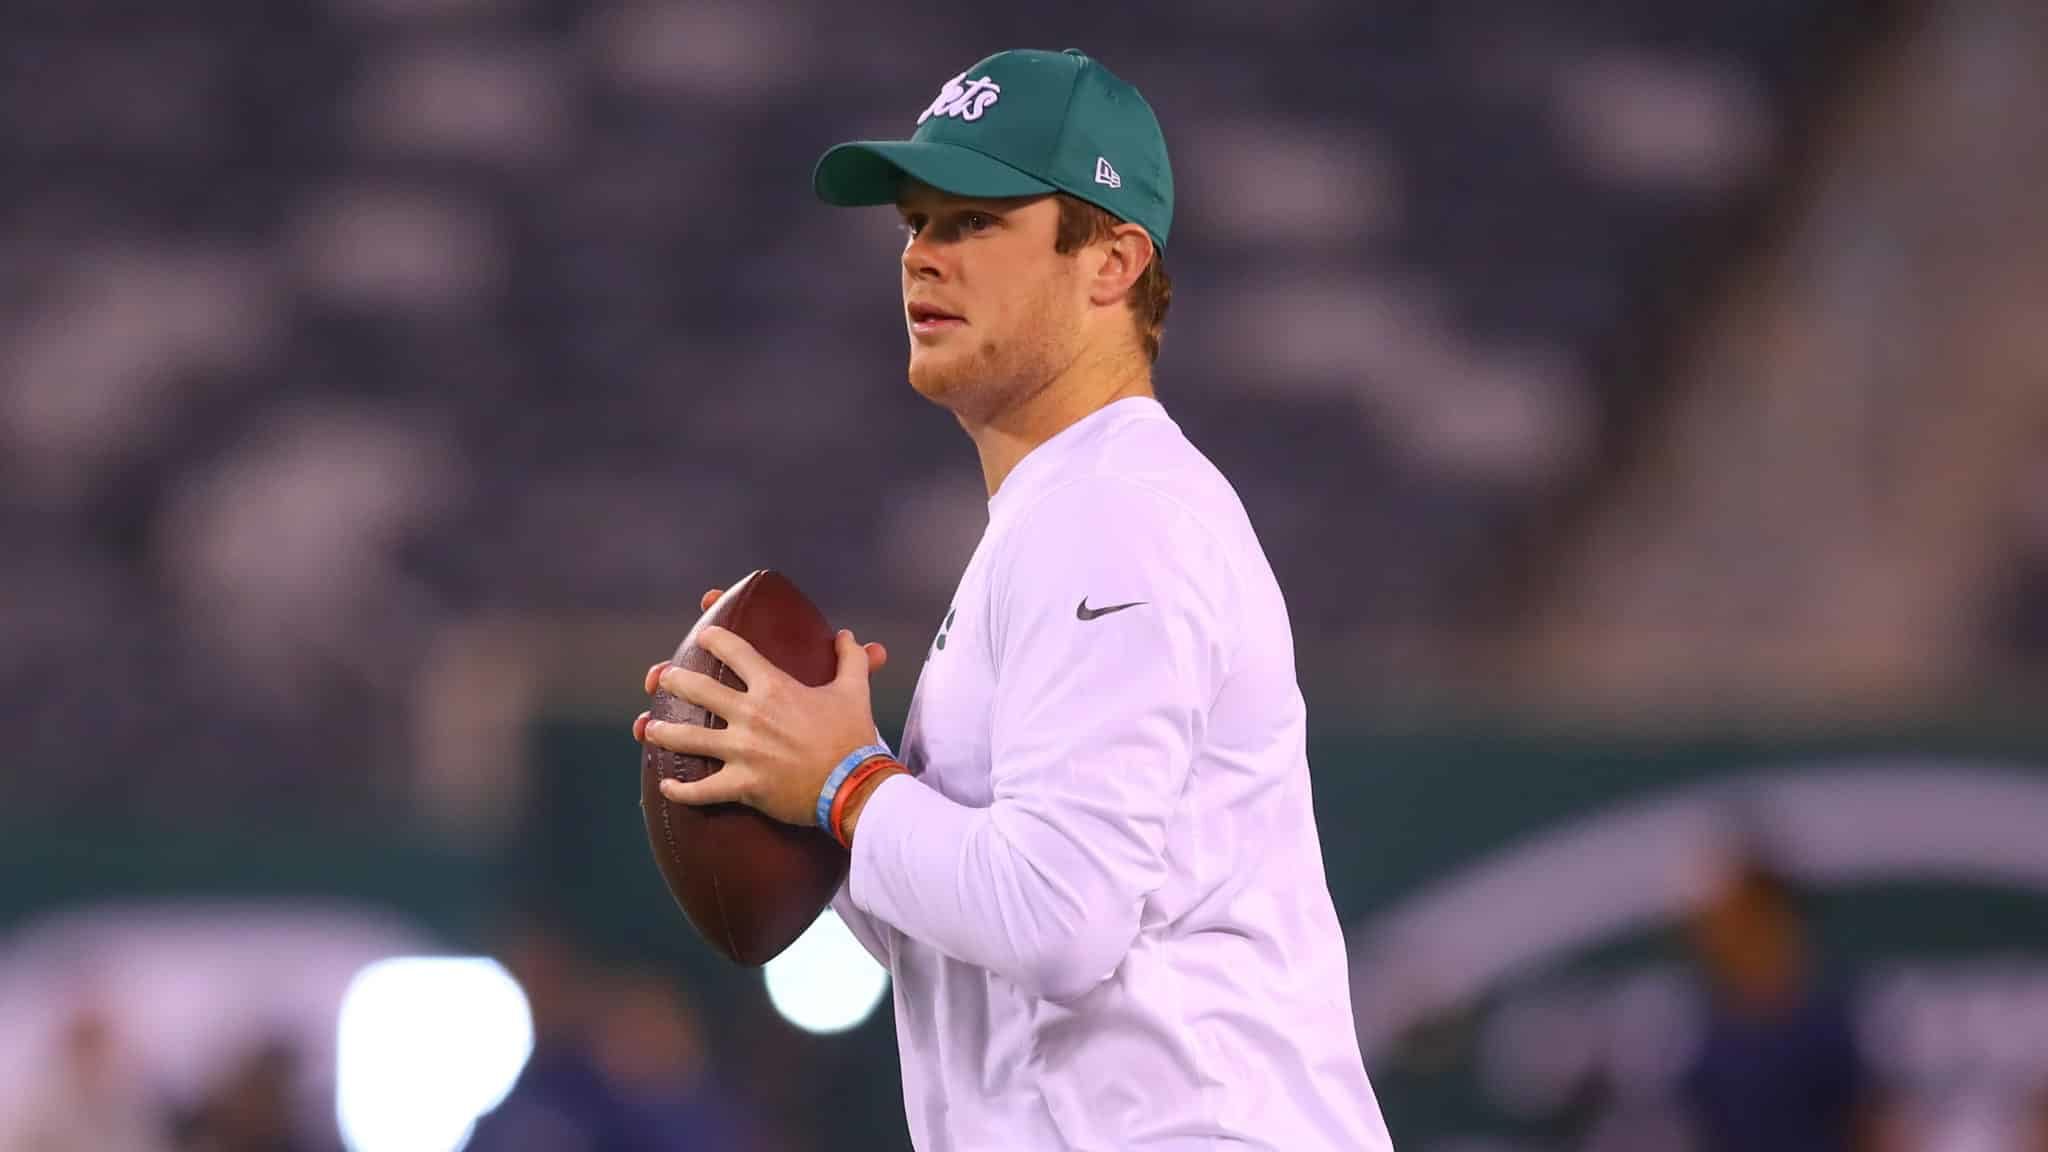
xmin=1094 ymin=157 xmax=1122 ymax=188
xmin=918 ymin=71 xmax=1002 ymax=125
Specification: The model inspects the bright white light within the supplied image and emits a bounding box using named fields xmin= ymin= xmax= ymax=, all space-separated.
xmin=763 ymin=910 xmax=889 ymax=1035
xmin=336 ymin=956 xmax=533 ymax=1152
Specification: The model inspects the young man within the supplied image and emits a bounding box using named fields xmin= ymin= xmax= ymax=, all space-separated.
xmin=636 ymin=48 xmax=1394 ymax=1151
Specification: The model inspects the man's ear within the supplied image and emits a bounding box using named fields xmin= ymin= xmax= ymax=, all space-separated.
xmin=1086 ymin=224 xmax=1155 ymax=307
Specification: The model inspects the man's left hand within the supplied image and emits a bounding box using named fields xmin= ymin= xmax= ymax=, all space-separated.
xmin=635 ymin=626 xmax=889 ymax=827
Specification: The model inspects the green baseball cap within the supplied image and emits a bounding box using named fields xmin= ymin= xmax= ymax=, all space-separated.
xmin=813 ymin=48 xmax=1175 ymax=255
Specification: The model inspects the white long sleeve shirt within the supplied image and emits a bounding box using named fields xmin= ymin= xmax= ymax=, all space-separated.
xmin=834 ymin=396 xmax=1393 ymax=1151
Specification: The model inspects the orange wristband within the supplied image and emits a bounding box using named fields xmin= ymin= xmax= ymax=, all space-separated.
xmin=829 ymin=755 xmax=897 ymax=848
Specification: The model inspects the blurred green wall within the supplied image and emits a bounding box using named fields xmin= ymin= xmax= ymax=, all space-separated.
xmin=6 ymin=720 xmax=2045 ymax=1151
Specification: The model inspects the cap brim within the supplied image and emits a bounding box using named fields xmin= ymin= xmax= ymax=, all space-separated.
xmin=813 ymin=140 xmax=1057 ymax=206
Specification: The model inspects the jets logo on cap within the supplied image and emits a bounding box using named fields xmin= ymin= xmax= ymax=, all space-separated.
xmin=917 ymin=71 xmax=1002 ymax=125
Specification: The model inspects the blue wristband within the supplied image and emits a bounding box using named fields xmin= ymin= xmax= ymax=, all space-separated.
xmin=818 ymin=742 xmax=892 ymax=832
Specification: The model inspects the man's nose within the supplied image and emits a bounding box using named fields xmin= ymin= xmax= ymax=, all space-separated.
xmin=902 ymin=233 xmax=943 ymax=280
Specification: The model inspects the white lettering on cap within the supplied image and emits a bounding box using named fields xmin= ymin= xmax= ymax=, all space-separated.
xmin=917 ymin=71 xmax=1002 ymax=125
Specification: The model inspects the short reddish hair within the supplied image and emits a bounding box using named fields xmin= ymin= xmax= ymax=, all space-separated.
xmin=1054 ymin=195 xmax=1172 ymax=364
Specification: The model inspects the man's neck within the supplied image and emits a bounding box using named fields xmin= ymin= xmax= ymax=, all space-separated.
xmin=966 ymin=348 xmax=1154 ymax=498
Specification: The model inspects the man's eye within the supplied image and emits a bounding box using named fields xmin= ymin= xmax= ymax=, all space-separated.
xmin=964 ymin=213 xmax=993 ymax=232
xmin=901 ymin=217 xmax=925 ymax=238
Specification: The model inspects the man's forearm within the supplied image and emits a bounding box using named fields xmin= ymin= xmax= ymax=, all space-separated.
xmin=838 ymin=772 xmax=1147 ymax=1003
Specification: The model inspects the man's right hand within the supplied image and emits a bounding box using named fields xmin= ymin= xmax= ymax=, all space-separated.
xmin=642 ymin=587 xmax=890 ymax=695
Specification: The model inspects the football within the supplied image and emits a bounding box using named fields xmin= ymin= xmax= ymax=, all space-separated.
xmin=640 ymin=569 xmax=847 ymax=966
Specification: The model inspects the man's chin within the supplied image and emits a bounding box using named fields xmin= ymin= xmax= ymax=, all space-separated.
xmin=906 ymin=354 xmax=966 ymax=403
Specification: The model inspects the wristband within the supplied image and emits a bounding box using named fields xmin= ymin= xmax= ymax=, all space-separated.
xmin=817 ymin=743 xmax=892 ymax=832
xmin=829 ymin=755 xmax=898 ymax=849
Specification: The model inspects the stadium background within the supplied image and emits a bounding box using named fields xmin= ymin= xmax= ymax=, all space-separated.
xmin=4 ymin=0 xmax=2047 ymax=1149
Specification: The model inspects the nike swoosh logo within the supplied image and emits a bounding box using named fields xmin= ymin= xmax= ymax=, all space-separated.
xmin=1076 ymin=597 xmax=1146 ymax=621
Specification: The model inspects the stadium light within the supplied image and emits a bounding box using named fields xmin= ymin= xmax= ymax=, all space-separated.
xmin=763 ymin=909 xmax=890 ymax=1035
xmin=336 ymin=956 xmax=533 ymax=1152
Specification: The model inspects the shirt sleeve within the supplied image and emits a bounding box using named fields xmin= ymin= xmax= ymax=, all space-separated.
xmin=847 ymin=476 xmax=1236 ymax=1002
xmin=831 ymin=880 xmax=892 ymax=967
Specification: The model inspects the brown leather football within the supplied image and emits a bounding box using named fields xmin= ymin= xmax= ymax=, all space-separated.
xmin=641 ymin=569 xmax=848 ymax=966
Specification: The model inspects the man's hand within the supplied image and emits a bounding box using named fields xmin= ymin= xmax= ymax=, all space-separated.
xmin=634 ymin=587 xmax=892 ymax=828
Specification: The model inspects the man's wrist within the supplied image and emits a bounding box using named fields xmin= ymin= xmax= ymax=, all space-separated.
xmin=839 ymin=764 xmax=908 ymax=846
xmin=818 ymin=743 xmax=891 ymax=831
